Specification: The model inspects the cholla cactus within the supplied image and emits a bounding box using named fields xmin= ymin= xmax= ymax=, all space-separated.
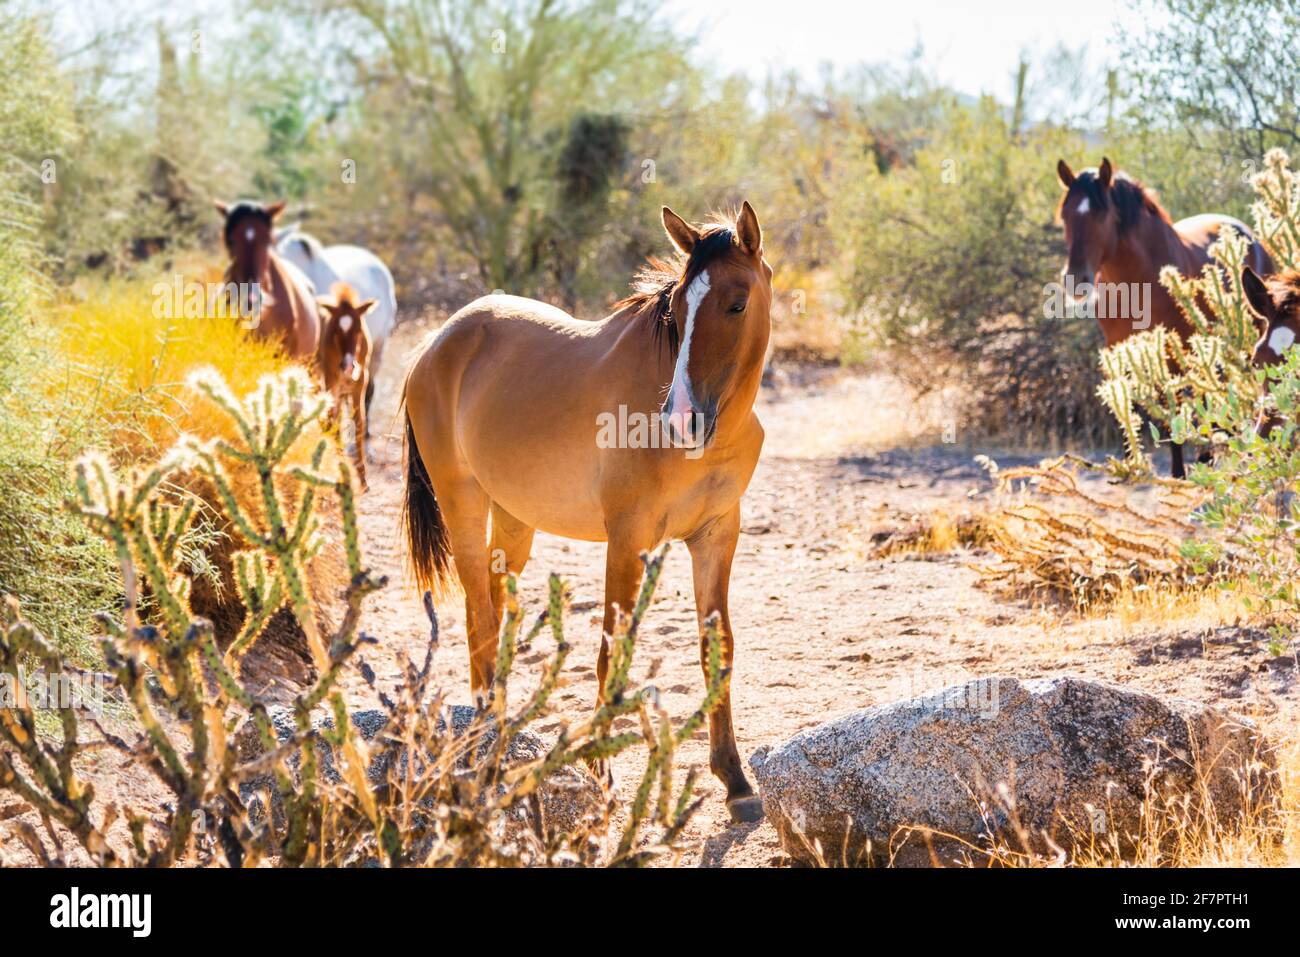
xmin=1250 ymin=148 xmax=1300 ymax=271
xmin=1094 ymin=152 xmax=1300 ymax=471
xmin=0 ymin=369 xmax=722 ymax=867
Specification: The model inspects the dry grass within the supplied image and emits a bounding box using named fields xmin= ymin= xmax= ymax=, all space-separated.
xmin=984 ymin=736 xmax=1298 ymax=868
xmin=1075 ymin=577 xmax=1250 ymax=632
xmin=847 ymin=508 xmax=993 ymax=559
xmin=49 ymin=265 xmax=323 ymax=466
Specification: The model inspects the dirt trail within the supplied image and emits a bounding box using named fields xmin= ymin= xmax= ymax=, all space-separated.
xmin=350 ymin=319 xmax=1300 ymax=867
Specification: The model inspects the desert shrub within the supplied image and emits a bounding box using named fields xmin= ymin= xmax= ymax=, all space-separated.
xmin=49 ymin=270 xmax=320 ymax=461
xmin=977 ymin=454 xmax=1207 ymax=605
xmin=0 ymin=369 xmax=721 ymax=866
xmin=0 ymin=6 xmax=116 ymax=664
xmin=834 ymin=98 xmax=1110 ymax=446
xmin=22 ymin=269 xmax=340 ymax=669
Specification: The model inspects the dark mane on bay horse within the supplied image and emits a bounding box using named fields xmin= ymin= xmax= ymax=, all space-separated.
xmin=614 ymin=222 xmax=741 ymax=355
xmin=1055 ymin=169 xmax=1172 ymax=234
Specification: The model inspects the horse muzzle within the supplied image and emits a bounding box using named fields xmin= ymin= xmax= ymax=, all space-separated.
xmin=662 ymin=398 xmax=717 ymax=450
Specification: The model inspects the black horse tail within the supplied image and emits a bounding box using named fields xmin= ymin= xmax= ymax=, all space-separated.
xmin=402 ymin=413 xmax=453 ymax=597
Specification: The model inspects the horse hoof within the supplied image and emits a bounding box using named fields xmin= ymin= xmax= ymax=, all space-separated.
xmin=727 ymin=795 xmax=765 ymax=824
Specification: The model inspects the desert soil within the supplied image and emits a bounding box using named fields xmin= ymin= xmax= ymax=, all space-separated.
xmin=346 ymin=317 xmax=1300 ymax=867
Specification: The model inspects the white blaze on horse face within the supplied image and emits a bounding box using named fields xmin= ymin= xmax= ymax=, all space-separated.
xmin=666 ymin=269 xmax=711 ymax=445
xmin=245 ymin=226 xmax=256 ymax=243
xmin=1076 ymin=198 xmax=1090 ymax=214
xmin=1269 ymin=325 xmax=1296 ymax=354
xmin=338 ymin=314 xmax=353 ymax=333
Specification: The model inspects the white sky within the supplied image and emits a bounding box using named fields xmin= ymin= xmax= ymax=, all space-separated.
xmin=664 ymin=0 xmax=1142 ymax=101
xmin=50 ymin=0 xmax=1150 ymax=106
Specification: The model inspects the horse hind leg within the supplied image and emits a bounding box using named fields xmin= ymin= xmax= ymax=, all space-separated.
xmin=433 ymin=477 xmax=498 ymax=704
xmin=487 ymin=503 xmax=535 ymax=627
xmin=350 ymin=387 xmax=369 ymax=491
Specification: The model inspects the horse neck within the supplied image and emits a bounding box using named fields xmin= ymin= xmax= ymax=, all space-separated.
xmin=226 ymin=246 xmax=270 ymax=286
xmin=1102 ymin=210 xmax=1187 ymax=285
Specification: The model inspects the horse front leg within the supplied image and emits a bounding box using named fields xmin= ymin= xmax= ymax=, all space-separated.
xmin=350 ymin=383 xmax=369 ymax=492
xmin=593 ymin=534 xmax=653 ymax=788
xmin=1170 ymin=438 xmax=1186 ymax=480
xmin=686 ymin=505 xmax=762 ymax=824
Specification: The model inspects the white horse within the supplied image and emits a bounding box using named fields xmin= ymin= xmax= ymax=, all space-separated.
xmin=274 ymin=225 xmax=398 ymax=423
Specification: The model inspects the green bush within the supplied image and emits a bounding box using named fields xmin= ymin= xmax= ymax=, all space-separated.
xmin=834 ymin=97 xmax=1112 ymax=445
xmin=1181 ymin=351 xmax=1300 ymax=654
xmin=0 ymin=8 xmax=116 ymax=663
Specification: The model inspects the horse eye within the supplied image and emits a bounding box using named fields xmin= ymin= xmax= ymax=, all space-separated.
xmin=729 ymin=300 xmax=747 ymax=314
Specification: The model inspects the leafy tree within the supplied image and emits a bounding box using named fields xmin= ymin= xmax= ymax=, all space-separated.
xmin=333 ymin=0 xmax=687 ymax=293
xmin=1122 ymin=0 xmax=1300 ymax=160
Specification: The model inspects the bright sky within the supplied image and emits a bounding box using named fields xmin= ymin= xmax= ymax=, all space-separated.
xmin=664 ymin=0 xmax=1141 ymax=101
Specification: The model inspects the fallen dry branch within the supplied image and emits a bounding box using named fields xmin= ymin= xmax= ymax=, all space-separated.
xmin=975 ymin=454 xmax=1212 ymax=603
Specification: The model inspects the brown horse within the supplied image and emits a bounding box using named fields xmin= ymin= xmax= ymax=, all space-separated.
xmin=215 ymin=200 xmax=320 ymax=360
xmin=317 ymin=281 xmax=376 ymax=490
xmin=1243 ymin=267 xmax=1300 ymax=369
xmin=1056 ymin=158 xmax=1274 ymax=476
xmin=402 ymin=203 xmax=771 ymax=822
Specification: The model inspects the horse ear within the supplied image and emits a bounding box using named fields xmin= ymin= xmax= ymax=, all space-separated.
xmin=1056 ymin=160 xmax=1076 ymax=189
xmin=735 ymin=200 xmax=762 ymax=257
xmin=266 ymin=200 xmax=287 ymax=220
xmin=213 ymin=199 xmax=229 ymax=218
xmin=316 ymin=294 xmax=339 ymax=315
xmin=357 ymin=299 xmax=378 ymax=318
xmin=1098 ymin=157 xmax=1114 ymax=189
xmin=662 ymin=206 xmax=700 ymax=256
xmin=1242 ymin=267 xmax=1277 ymax=325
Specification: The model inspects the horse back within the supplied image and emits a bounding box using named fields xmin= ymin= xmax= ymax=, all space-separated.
xmin=263 ymin=254 xmax=321 ymax=359
xmin=1173 ymin=213 xmax=1274 ymax=275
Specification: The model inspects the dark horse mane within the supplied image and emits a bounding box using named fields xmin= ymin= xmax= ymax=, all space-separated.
xmin=1058 ymin=170 xmax=1173 ymax=235
xmin=615 ymin=223 xmax=737 ymax=355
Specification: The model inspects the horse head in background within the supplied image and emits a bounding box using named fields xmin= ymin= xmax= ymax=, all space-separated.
xmin=214 ymin=199 xmax=320 ymax=360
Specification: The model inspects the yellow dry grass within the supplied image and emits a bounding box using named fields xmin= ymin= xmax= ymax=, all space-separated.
xmin=47 ymin=268 xmax=325 ymax=468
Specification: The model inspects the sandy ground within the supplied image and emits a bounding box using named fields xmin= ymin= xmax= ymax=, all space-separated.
xmin=3 ymin=316 xmax=1297 ymax=867
xmin=343 ymin=318 xmax=1300 ymax=867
